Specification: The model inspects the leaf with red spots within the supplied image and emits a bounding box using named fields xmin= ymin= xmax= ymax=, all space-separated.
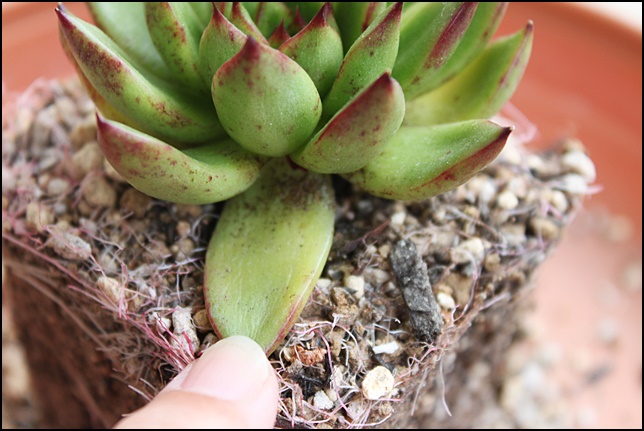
xmin=291 ymin=72 xmax=404 ymax=174
xmin=56 ymin=6 xmax=225 ymax=146
xmin=212 ymin=37 xmax=321 ymax=157
xmin=198 ymin=3 xmax=248 ymax=86
xmin=404 ymin=22 xmax=534 ymax=126
xmin=279 ymin=3 xmax=343 ymax=98
xmin=87 ymin=2 xmax=174 ymax=82
xmin=344 ymin=120 xmax=511 ymax=200
xmin=322 ymin=2 xmax=402 ymax=120
xmin=145 ymin=2 xmax=208 ymax=92
xmin=229 ymin=2 xmax=268 ymax=43
xmin=254 ymin=1 xmax=294 ymax=38
xmin=392 ymin=2 xmax=478 ymax=100
xmin=333 ymin=2 xmax=387 ymax=53
xmin=96 ymin=115 xmax=265 ymax=204
xmin=205 ymin=158 xmax=335 ymax=354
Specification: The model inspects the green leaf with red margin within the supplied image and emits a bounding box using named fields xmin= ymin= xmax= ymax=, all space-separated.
xmin=205 ymin=158 xmax=335 ymax=354
xmin=291 ymin=72 xmax=405 ymax=174
xmin=404 ymin=22 xmax=534 ymax=125
xmin=56 ymin=6 xmax=225 ymax=147
xmin=343 ymin=120 xmax=512 ymax=200
xmin=96 ymin=115 xmax=265 ymax=204
xmin=279 ymin=3 xmax=343 ymax=98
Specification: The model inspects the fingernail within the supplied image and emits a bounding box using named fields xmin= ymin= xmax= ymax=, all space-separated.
xmin=178 ymin=335 xmax=271 ymax=401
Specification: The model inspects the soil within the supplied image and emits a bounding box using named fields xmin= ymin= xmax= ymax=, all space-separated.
xmin=2 ymin=78 xmax=596 ymax=428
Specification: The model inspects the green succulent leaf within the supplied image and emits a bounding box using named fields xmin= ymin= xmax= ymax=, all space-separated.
xmin=332 ymin=2 xmax=387 ymax=53
xmin=254 ymin=2 xmax=294 ymax=38
xmin=279 ymin=3 xmax=343 ymax=98
xmin=58 ymin=27 xmax=133 ymax=126
xmin=230 ymin=2 xmax=268 ymax=43
xmin=285 ymin=2 xmax=325 ymax=22
xmin=212 ymin=36 xmax=322 ymax=157
xmin=267 ymin=21 xmax=291 ymax=48
xmin=322 ymin=2 xmax=402 ymax=120
xmin=291 ymin=72 xmax=405 ymax=174
xmin=96 ymin=115 xmax=265 ymax=204
xmin=426 ymin=2 xmax=508 ymax=90
xmin=199 ymin=4 xmax=248 ymax=86
xmin=205 ymin=158 xmax=335 ymax=354
xmin=56 ymin=7 xmax=224 ymax=146
xmin=86 ymin=2 xmax=174 ymax=82
xmin=344 ymin=120 xmax=511 ymax=200
xmin=145 ymin=2 xmax=207 ymax=93
xmin=392 ymin=2 xmax=478 ymax=100
xmin=404 ymin=22 xmax=534 ymax=126
xmin=187 ymin=2 xmax=214 ymax=28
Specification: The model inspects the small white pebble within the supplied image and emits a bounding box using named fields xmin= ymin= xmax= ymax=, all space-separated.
xmin=72 ymin=141 xmax=104 ymax=177
xmin=390 ymin=211 xmax=406 ymax=226
xmin=556 ymin=174 xmax=589 ymax=195
xmin=171 ymin=307 xmax=200 ymax=355
xmin=82 ymin=176 xmax=116 ymax=208
xmin=345 ymin=275 xmax=365 ymax=299
xmin=478 ymin=180 xmax=497 ymax=204
xmin=548 ymin=189 xmax=569 ymax=213
xmin=372 ymin=340 xmax=400 ymax=355
xmin=49 ymin=232 xmax=92 ymax=260
xmin=496 ymin=190 xmax=519 ymax=210
xmin=26 ymin=202 xmax=53 ymax=233
xmin=363 ymin=268 xmax=390 ymax=287
xmin=97 ymin=276 xmax=122 ymax=305
xmin=562 ymin=150 xmax=596 ymax=182
xmin=451 ymin=237 xmax=485 ymax=264
xmin=313 ymin=390 xmax=334 ymax=410
xmin=316 ymin=277 xmax=332 ymax=290
xmin=47 ymin=178 xmax=71 ymax=196
xmin=436 ymin=292 xmax=456 ymax=310
xmin=362 ymin=366 xmax=394 ymax=400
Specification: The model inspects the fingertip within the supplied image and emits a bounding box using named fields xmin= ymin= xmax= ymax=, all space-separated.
xmin=114 ymin=336 xmax=279 ymax=429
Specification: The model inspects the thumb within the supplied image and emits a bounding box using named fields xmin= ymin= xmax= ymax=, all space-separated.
xmin=114 ymin=336 xmax=279 ymax=429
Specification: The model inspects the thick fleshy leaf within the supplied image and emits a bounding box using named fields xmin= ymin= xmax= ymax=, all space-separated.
xmin=332 ymin=2 xmax=387 ymax=53
xmin=344 ymin=121 xmax=511 ymax=200
xmin=205 ymin=158 xmax=335 ymax=354
xmin=96 ymin=115 xmax=265 ymax=204
xmin=392 ymin=2 xmax=478 ymax=100
xmin=291 ymin=73 xmax=405 ymax=173
xmin=322 ymin=2 xmax=402 ymax=120
xmin=58 ymin=24 xmax=132 ymax=125
xmin=56 ymin=7 xmax=224 ymax=146
xmin=86 ymin=2 xmax=174 ymax=82
xmin=145 ymin=2 xmax=206 ymax=92
xmin=279 ymin=3 xmax=343 ymax=98
xmin=267 ymin=21 xmax=291 ymax=48
xmin=427 ymin=3 xmax=508 ymax=90
xmin=404 ymin=22 xmax=534 ymax=126
xmin=286 ymin=2 xmax=325 ymax=22
xmin=198 ymin=4 xmax=247 ymax=86
xmin=212 ymin=37 xmax=322 ymax=156
xmin=254 ymin=2 xmax=294 ymax=38
xmin=230 ymin=2 xmax=268 ymax=43
xmin=187 ymin=2 xmax=214 ymax=28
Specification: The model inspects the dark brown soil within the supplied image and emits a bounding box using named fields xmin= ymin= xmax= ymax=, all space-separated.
xmin=2 ymin=78 xmax=595 ymax=428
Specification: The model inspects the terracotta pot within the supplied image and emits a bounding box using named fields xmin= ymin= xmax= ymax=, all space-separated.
xmin=3 ymin=3 xmax=641 ymax=428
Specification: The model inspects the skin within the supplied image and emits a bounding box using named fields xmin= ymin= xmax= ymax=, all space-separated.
xmin=113 ymin=336 xmax=279 ymax=429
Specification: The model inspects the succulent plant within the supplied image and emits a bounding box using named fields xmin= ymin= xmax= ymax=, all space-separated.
xmin=56 ymin=2 xmax=533 ymax=354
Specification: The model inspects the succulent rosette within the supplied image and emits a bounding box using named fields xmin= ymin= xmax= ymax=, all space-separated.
xmin=56 ymin=2 xmax=533 ymax=353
